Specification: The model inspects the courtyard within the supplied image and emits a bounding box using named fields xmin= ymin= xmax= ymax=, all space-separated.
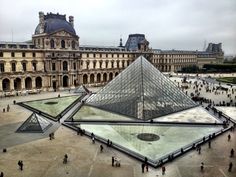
xmin=0 ymin=72 xmax=236 ymax=177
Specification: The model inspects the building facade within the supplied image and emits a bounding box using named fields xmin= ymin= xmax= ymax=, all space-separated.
xmin=0 ymin=12 xmax=224 ymax=95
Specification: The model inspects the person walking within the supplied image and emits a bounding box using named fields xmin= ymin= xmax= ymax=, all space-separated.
xmin=228 ymin=162 xmax=233 ymax=172
xmin=100 ymin=145 xmax=103 ymax=152
xmin=63 ymin=154 xmax=68 ymax=164
xmin=208 ymin=141 xmax=211 ymax=148
xmin=200 ymin=162 xmax=204 ymax=172
xmin=162 ymin=166 xmax=166 ymax=175
xmin=0 ymin=171 xmax=3 ymax=177
xmin=230 ymin=148 xmax=234 ymax=157
xmin=112 ymin=156 xmax=115 ymax=167
xmin=228 ymin=134 xmax=231 ymax=141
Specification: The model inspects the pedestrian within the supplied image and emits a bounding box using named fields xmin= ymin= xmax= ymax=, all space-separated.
xmin=228 ymin=134 xmax=231 ymax=141
xmin=228 ymin=162 xmax=233 ymax=172
xmin=230 ymin=149 xmax=234 ymax=157
xmin=63 ymin=154 xmax=68 ymax=164
xmin=107 ymin=139 xmax=110 ymax=147
xmin=200 ymin=162 xmax=204 ymax=172
xmin=208 ymin=141 xmax=211 ymax=148
xmin=162 ymin=166 xmax=166 ymax=175
xmin=100 ymin=145 xmax=103 ymax=152
xmin=112 ymin=156 xmax=115 ymax=167
xmin=0 ymin=171 xmax=3 ymax=177
xmin=92 ymin=136 xmax=95 ymax=144
xmin=141 ymin=163 xmax=145 ymax=173
xmin=18 ymin=160 xmax=23 ymax=171
xmin=3 ymin=108 xmax=5 ymax=113
xmin=197 ymin=146 xmax=201 ymax=154
xmin=7 ymin=104 xmax=10 ymax=112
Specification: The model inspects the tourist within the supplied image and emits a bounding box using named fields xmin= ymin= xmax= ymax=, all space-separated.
xmin=58 ymin=94 xmax=60 ymax=98
xmin=0 ymin=171 xmax=3 ymax=177
xmin=228 ymin=162 xmax=233 ymax=172
xmin=107 ymin=139 xmax=110 ymax=146
xmin=230 ymin=148 xmax=234 ymax=157
xmin=92 ymin=136 xmax=95 ymax=144
xmin=197 ymin=145 xmax=201 ymax=154
xmin=100 ymin=145 xmax=103 ymax=152
xmin=18 ymin=160 xmax=23 ymax=171
xmin=7 ymin=104 xmax=10 ymax=112
xmin=200 ymin=162 xmax=204 ymax=172
xmin=63 ymin=154 xmax=68 ymax=164
xmin=208 ymin=141 xmax=211 ymax=148
xmin=228 ymin=134 xmax=231 ymax=141
xmin=162 ymin=166 xmax=166 ymax=175
xmin=112 ymin=156 xmax=115 ymax=166
xmin=2 ymin=108 xmax=5 ymax=113
xmin=141 ymin=163 xmax=145 ymax=173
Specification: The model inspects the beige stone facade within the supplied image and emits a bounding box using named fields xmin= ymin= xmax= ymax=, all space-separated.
xmin=0 ymin=12 xmax=224 ymax=95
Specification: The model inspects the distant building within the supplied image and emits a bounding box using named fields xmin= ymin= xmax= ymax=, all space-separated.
xmin=0 ymin=12 xmax=224 ymax=94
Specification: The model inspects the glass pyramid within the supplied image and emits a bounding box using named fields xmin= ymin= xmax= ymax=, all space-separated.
xmin=86 ymin=56 xmax=198 ymax=120
xmin=74 ymin=85 xmax=90 ymax=94
xmin=16 ymin=113 xmax=52 ymax=133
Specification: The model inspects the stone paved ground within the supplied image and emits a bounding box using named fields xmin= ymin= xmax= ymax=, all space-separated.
xmin=0 ymin=89 xmax=236 ymax=177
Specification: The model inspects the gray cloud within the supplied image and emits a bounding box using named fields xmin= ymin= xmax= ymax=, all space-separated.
xmin=0 ymin=0 xmax=235 ymax=54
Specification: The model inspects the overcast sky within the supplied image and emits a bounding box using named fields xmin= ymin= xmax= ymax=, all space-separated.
xmin=0 ymin=0 xmax=235 ymax=55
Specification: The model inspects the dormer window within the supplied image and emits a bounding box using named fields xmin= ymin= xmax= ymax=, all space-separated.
xmin=50 ymin=39 xmax=55 ymax=49
xmin=61 ymin=40 xmax=65 ymax=48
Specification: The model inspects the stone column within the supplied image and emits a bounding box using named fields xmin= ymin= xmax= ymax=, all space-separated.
xmin=21 ymin=77 xmax=25 ymax=91
xmin=10 ymin=78 xmax=14 ymax=91
xmin=0 ymin=79 xmax=2 ymax=92
xmin=32 ymin=77 xmax=36 ymax=89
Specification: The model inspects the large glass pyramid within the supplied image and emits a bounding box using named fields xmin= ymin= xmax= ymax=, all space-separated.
xmin=86 ymin=56 xmax=198 ymax=120
xmin=16 ymin=113 xmax=52 ymax=133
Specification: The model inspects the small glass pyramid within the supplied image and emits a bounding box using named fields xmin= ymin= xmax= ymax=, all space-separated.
xmin=16 ymin=113 xmax=52 ymax=133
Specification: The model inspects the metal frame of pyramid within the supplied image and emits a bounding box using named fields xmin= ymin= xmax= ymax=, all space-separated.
xmin=74 ymin=85 xmax=90 ymax=94
xmin=86 ymin=56 xmax=198 ymax=120
xmin=16 ymin=113 xmax=52 ymax=133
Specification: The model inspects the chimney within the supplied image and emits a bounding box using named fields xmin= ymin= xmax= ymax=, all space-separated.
xmin=39 ymin=11 xmax=45 ymax=33
xmin=69 ymin=16 xmax=74 ymax=27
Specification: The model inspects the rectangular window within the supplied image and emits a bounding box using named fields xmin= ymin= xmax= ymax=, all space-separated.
xmin=32 ymin=52 xmax=36 ymax=57
xmin=22 ymin=63 xmax=27 ymax=71
xmin=52 ymin=63 xmax=56 ymax=71
xmin=0 ymin=52 xmax=3 ymax=57
xmin=22 ymin=52 xmax=25 ymax=57
xmin=11 ymin=63 xmax=16 ymax=72
xmin=73 ymin=62 xmax=76 ymax=70
xmin=11 ymin=52 xmax=15 ymax=57
xmin=0 ymin=63 xmax=4 ymax=72
xmin=32 ymin=63 xmax=37 ymax=71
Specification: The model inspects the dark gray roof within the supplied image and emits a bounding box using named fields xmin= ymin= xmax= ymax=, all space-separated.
xmin=35 ymin=13 xmax=76 ymax=35
xmin=125 ymin=34 xmax=146 ymax=51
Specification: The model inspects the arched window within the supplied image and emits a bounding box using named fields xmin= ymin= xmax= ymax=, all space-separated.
xmin=50 ymin=39 xmax=54 ymax=49
xmin=61 ymin=40 xmax=65 ymax=48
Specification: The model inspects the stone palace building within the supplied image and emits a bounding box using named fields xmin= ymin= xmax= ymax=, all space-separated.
xmin=0 ymin=12 xmax=224 ymax=94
